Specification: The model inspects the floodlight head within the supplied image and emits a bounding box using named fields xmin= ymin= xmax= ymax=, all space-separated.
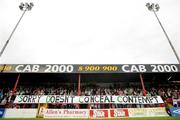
xmin=19 ymin=2 xmax=34 ymax=11
xmin=146 ymin=3 xmax=160 ymax=12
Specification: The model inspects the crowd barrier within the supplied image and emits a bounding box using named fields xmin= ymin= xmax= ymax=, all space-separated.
xmin=0 ymin=107 xmax=170 ymax=118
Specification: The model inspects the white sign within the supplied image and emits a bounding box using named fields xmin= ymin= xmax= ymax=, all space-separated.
xmin=39 ymin=109 xmax=89 ymax=118
xmin=4 ymin=109 xmax=37 ymax=118
xmin=128 ymin=107 xmax=169 ymax=117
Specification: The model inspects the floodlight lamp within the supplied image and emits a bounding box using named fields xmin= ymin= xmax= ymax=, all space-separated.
xmin=19 ymin=3 xmax=25 ymax=11
xmin=146 ymin=3 xmax=153 ymax=11
xmin=146 ymin=3 xmax=150 ymax=7
xmin=155 ymin=4 xmax=160 ymax=11
xmin=30 ymin=2 xmax=34 ymax=7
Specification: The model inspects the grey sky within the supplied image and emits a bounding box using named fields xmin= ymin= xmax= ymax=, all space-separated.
xmin=0 ymin=0 xmax=180 ymax=64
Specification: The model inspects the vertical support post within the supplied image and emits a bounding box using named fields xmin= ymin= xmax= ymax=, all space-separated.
xmin=140 ymin=74 xmax=146 ymax=96
xmin=13 ymin=74 xmax=20 ymax=94
xmin=77 ymin=74 xmax=81 ymax=109
xmin=78 ymin=74 xmax=81 ymax=96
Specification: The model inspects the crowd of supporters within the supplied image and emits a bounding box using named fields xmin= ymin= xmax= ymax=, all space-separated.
xmin=0 ymin=84 xmax=179 ymax=109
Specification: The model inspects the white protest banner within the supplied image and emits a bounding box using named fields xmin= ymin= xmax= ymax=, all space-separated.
xmin=14 ymin=95 xmax=164 ymax=104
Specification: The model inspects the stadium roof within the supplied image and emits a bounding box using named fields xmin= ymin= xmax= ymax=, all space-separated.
xmin=0 ymin=0 xmax=180 ymax=64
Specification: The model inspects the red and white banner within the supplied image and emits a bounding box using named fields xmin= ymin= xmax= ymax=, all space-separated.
xmin=89 ymin=109 xmax=109 ymax=118
xmin=110 ymin=109 xmax=129 ymax=118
